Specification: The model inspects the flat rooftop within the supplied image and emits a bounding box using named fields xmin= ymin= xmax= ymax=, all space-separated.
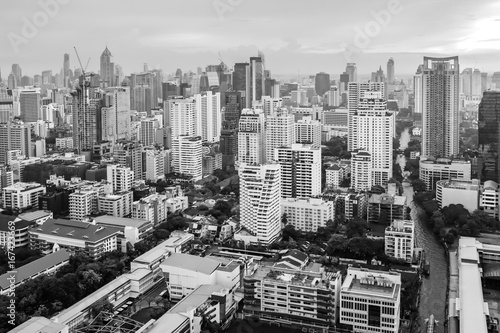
xmin=8 ymin=316 xmax=67 ymax=333
xmin=30 ymin=219 xmax=121 ymax=243
xmin=161 ymin=253 xmax=220 ymax=275
xmin=94 ymin=215 xmax=150 ymax=228
xmin=369 ymin=194 xmax=406 ymax=206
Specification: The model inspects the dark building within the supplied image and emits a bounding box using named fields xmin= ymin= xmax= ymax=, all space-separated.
xmin=162 ymin=82 xmax=179 ymax=102
xmin=222 ymin=91 xmax=242 ymax=129
xmin=220 ymin=129 xmax=238 ymax=156
xmin=249 ymin=57 xmax=264 ymax=103
xmin=39 ymin=191 xmax=64 ymax=216
xmin=315 ymin=72 xmax=330 ymax=96
xmin=265 ymin=78 xmax=275 ymax=97
xmin=233 ymin=63 xmax=249 ymax=92
xmin=478 ymin=90 xmax=500 ymax=182
xmin=23 ymin=161 xmax=93 ymax=185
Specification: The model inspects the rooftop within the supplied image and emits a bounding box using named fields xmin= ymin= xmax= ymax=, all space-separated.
xmin=168 ymin=284 xmax=226 ymax=315
xmin=18 ymin=210 xmax=52 ymax=222
xmin=342 ymin=268 xmax=401 ymax=299
xmin=147 ymin=313 xmax=189 ymax=333
xmin=161 ymin=253 xmax=220 ymax=275
xmin=30 ymin=219 xmax=121 ymax=243
xmin=437 ymin=178 xmax=480 ymax=191
xmin=369 ymin=194 xmax=407 ymax=206
xmin=0 ymin=216 xmax=29 ymax=232
xmin=8 ymin=316 xmax=67 ymax=333
xmin=0 ymin=249 xmax=70 ymax=291
xmin=94 ymin=215 xmax=150 ymax=228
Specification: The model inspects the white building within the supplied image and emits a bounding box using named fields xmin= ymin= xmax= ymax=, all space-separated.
xmin=347 ymin=82 xmax=385 ymax=150
xmin=238 ymin=163 xmax=281 ymax=245
xmin=107 ymin=164 xmax=133 ymax=192
xmin=326 ymin=163 xmax=347 ymax=188
xmin=275 ymin=144 xmax=322 ymax=198
xmin=139 ymin=117 xmax=158 ymax=147
xmin=282 ymin=197 xmax=334 ymax=232
xmin=2 ymin=182 xmax=45 ymax=211
xmin=340 ymin=267 xmax=401 ymax=333
xmin=145 ymin=149 xmax=166 ymax=182
xmin=171 ymin=136 xmax=202 ymax=181
xmin=167 ymin=97 xmax=196 ymax=138
xmin=238 ymin=109 xmax=266 ymax=165
xmin=69 ymin=187 xmax=99 ymax=221
xmin=384 ymin=219 xmax=415 ymax=263
xmin=436 ymin=179 xmax=480 ymax=212
xmin=98 ymin=191 xmax=133 ymax=218
xmin=351 ymin=91 xmax=395 ymax=187
xmin=351 ymin=150 xmax=372 ymax=192
xmin=194 ymin=91 xmax=221 ymax=142
xmin=132 ymin=193 xmax=169 ymax=226
xmin=419 ymin=158 xmax=471 ymax=191
xmin=481 ymin=180 xmax=499 ymax=220
xmin=265 ymin=109 xmax=294 ymax=163
xmin=295 ymin=116 xmax=321 ymax=147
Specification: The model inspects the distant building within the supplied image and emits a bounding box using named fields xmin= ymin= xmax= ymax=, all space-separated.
xmin=367 ymin=193 xmax=409 ymax=225
xmin=282 ymin=197 xmax=334 ymax=232
xmin=419 ymin=158 xmax=471 ymax=191
xmin=3 ymin=182 xmax=45 ymax=211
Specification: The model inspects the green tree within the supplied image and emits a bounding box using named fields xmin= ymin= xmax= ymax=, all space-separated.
xmin=345 ymin=217 xmax=368 ymax=238
xmin=411 ymin=179 xmax=426 ymax=192
xmin=90 ymin=299 xmax=114 ymax=318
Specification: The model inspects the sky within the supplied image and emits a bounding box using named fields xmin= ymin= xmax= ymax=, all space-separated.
xmin=1 ymin=0 xmax=500 ymax=79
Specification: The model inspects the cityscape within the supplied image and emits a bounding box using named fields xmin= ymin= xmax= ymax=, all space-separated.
xmin=1 ymin=1 xmax=500 ymax=333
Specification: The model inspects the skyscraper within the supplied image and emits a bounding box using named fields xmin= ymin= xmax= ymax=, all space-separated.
xmin=352 ymin=91 xmax=395 ymax=187
xmin=221 ymin=91 xmax=242 ymax=129
xmin=19 ymin=88 xmax=41 ymax=122
xmin=421 ymin=56 xmax=460 ymax=158
xmin=11 ymin=64 xmax=22 ymax=85
xmin=72 ymin=74 xmax=102 ymax=158
xmin=345 ymin=63 xmax=357 ymax=82
xmin=314 ymin=72 xmax=330 ymax=96
xmin=104 ymin=86 xmax=131 ymax=141
xmin=250 ymin=57 xmax=265 ymax=105
xmin=238 ymin=109 xmax=266 ymax=165
xmin=239 ymin=163 xmax=281 ymax=245
xmin=347 ymin=82 xmax=385 ymax=150
xmin=0 ymin=121 xmax=31 ymax=164
xmin=371 ymin=66 xmax=386 ymax=83
xmin=63 ymin=53 xmax=70 ymax=87
xmin=275 ymin=144 xmax=322 ymax=198
xmin=167 ymin=97 xmax=196 ymax=140
xmin=265 ymin=108 xmax=295 ymax=162
xmin=387 ymin=58 xmax=395 ymax=83
xmin=413 ymin=65 xmax=423 ymax=114
xmin=0 ymin=87 xmax=13 ymax=123
xmin=172 ymin=135 xmax=202 ymax=181
xmin=100 ymin=46 xmax=115 ymax=87
xmin=194 ymin=91 xmax=221 ymax=142
xmin=478 ymin=90 xmax=500 ymax=182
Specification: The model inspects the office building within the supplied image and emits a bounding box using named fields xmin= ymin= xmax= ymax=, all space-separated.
xmin=221 ymin=91 xmax=242 ymax=128
xmin=436 ymin=179 xmax=480 ymax=212
xmin=295 ymin=116 xmax=321 ymax=147
xmin=371 ymin=66 xmax=386 ymax=83
xmin=275 ymin=144 xmax=321 ymax=198
xmin=419 ymin=158 xmax=471 ymax=191
xmin=384 ymin=219 xmax=415 ymax=263
xmin=19 ymin=88 xmax=41 ymax=122
xmin=387 ymin=58 xmax=395 ymax=83
xmin=340 ymin=267 xmax=401 ymax=333
xmin=0 ymin=121 xmax=31 ymax=164
xmin=103 ymin=86 xmax=131 ymax=142
xmin=239 ymin=163 xmax=281 ymax=245
xmin=100 ymin=46 xmax=115 ymax=87
xmin=238 ymin=109 xmax=266 ymax=164
xmin=265 ymin=108 xmax=294 ymax=162
xmin=282 ymin=197 xmax=334 ymax=232
xmin=243 ymin=250 xmax=342 ymax=331
xmin=171 ymin=136 xmax=202 ymax=181
xmin=345 ymin=63 xmax=357 ymax=82
xmin=351 ymin=91 xmax=395 ymax=187
xmin=233 ymin=62 xmax=250 ymax=108
xmin=250 ymin=56 xmax=265 ymax=104
xmin=421 ymin=56 xmax=460 ymax=158
xmin=315 ymin=72 xmax=330 ymax=96
xmin=0 ymin=87 xmax=13 ymax=123
xmin=347 ymin=82 xmax=385 ymax=150
xmin=478 ymin=91 xmax=500 ymax=183
xmin=139 ymin=117 xmax=157 ymax=146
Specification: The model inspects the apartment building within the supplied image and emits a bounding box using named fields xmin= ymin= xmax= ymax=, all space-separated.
xmin=419 ymin=158 xmax=471 ymax=191
xmin=2 ymin=182 xmax=45 ymax=211
xmin=384 ymin=220 xmax=415 ymax=263
xmin=367 ymin=194 xmax=409 ymax=225
xmin=282 ymin=197 xmax=334 ymax=232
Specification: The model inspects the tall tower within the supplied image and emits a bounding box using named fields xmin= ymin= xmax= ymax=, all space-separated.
xmin=238 ymin=109 xmax=266 ymax=164
xmin=387 ymin=58 xmax=395 ymax=84
xmin=413 ymin=65 xmax=423 ymax=114
xmin=63 ymin=53 xmax=70 ymax=86
xmin=345 ymin=63 xmax=357 ymax=83
xmin=422 ymin=56 xmax=460 ymax=158
xmin=265 ymin=108 xmax=295 ymax=163
xmin=250 ymin=57 xmax=264 ymax=106
xmin=239 ymin=163 xmax=281 ymax=245
xmin=347 ymin=82 xmax=385 ymax=150
xmin=275 ymin=144 xmax=322 ymax=198
xmin=72 ymin=74 xmax=102 ymax=158
xmin=172 ymin=136 xmax=202 ymax=181
xmin=194 ymin=91 xmax=221 ymax=143
xmin=478 ymin=90 xmax=500 ymax=182
xmin=167 ymin=97 xmax=196 ymax=140
xmin=100 ymin=46 xmax=115 ymax=87
xmin=315 ymin=72 xmax=330 ymax=96
xmin=352 ymin=91 xmax=395 ymax=187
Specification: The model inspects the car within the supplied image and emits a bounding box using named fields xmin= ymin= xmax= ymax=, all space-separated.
xmin=126 ymin=301 xmax=133 ymax=305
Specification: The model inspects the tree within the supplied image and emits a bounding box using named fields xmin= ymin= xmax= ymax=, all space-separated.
xmin=282 ymin=225 xmax=300 ymax=242
xmin=90 ymin=299 xmax=114 ymax=318
xmin=213 ymin=200 xmax=232 ymax=217
xmin=346 ymin=237 xmax=374 ymax=258
xmin=149 ymin=306 xmax=167 ymax=319
xmin=345 ymin=217 xmax=368 ymax=238
xmin=282 ymin=213 xmax=288 ymax=225
xmin=153 ymin=229 xmax=170 ymax=244
xmin=411 ymin=179 xmax=426 ymax=192
xmin=326 ymin=234 xmax=347 ymax=255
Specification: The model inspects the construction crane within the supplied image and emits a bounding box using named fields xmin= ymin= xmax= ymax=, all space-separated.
xmin=73 ymin=46 xmax=92 ymax=77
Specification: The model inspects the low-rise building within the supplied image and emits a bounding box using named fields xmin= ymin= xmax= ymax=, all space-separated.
xmin=97 ymin=190 xmax=133 ymax=217
xmin=18 ymin=210 xmax=53 ymax=225
xmin=0 ymin=216 xmax=31 ymax=248
xmin=282 ymin=197 xmax=334 ymax=232
xmin=93 ymin=215 xmax=153 ymax=252
xmin=29 ymin=219 xmax=120 ymax=259
xmin=3 ymin=182 xmax=46 ymax=211
xmin=242 ymin=250 xmax=342 ymax=331
xmin=436 ymin=178 xmax=480 ymax=212
xmin=0 ymin=249 xmax=70 ymax=295
xmin=340 ymin=267 xmax=401 ymax=333
xmin=384 ymin=219 xmax=415 ymax=263
xmin=419 ymin=158 xmax=471 ymax=191
xmin=7 ymin=317 xmax=68 ymax=333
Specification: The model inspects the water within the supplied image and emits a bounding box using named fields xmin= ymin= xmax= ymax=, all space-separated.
xmin=403 ymin=185 xmax=447 ymax=333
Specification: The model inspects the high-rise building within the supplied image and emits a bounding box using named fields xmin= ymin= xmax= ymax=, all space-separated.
xmin=315 ymin=72 xmax=330 ymax=96
xmin=347 ymin=82 xmax=385 ymax=150
xmin=19 ymin=89 xmax=41 ymax=122
xmin=238 ymin=109 xmax=266 ymax=164
xmin=345 ymin=63 xmax=357 ymax=82
xmin=387 ymin=58 xmax=395 ymax=83
xmin=384 ymin=219 xmax=415 ymax=263
xmin=139 ymin=118 xmax=156 ymax=147
xmin=63 ymin=53 xmax=70 ymax=87
xmin=104 ymin=86 xmax=131 ymax=141
xmin=194 ymin=91 xmax=221 ymax=142
xmin=107 ymin=164 xmax=133 ymax=192
xmin=171 ymin=136 xmax=202 ymax=181
xmin=11 ymin=64 xmax=22 ymax=85
xmin=265 ymin=108 xmax=294 ymax=162
xmin=100 ymin=47 xmax=115 ymax=87
xmin=221 ymin=91 xmax=242 ymax=129
xmin=351 ymin=150 xmax=372 ymax=192
xmin=0 ymin=121 xmax=31 ymax=164
xmin=421 ymin=56 xmax=460 ymax=158
xmin=352 ymin=91 xmax=394 ymax=187
xmin=295 ymin=116 xmax=322 ymax=147
xmin=275 ymin=144 xmax=322 ymax=198
xmin=238 ymin=163 xmax=281 ymax=245
xmin=0 ymin=88 xmax=13 ymax=123
xmin=250 ymin=57 xmax=265 ymax=105
xmin=478 ymin=91 xmax=500 ymax=182
xmin=72 ymin=75 xmax=102 ymax=158
xmin=233 ymin=62 xmax=250 ymax=108
xmin=413 ymin=65 xmax=423 ymax=114
xmin=340 ymin=267 xmax=401 ymax=333
xmin=41 ymin=70 xmax=52 ymax=85
xmin=167 ymin=97 xmax=196 ymax=139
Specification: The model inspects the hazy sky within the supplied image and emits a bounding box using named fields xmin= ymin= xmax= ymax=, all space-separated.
xmin=1 ymin=0 xmax=500 ymax=79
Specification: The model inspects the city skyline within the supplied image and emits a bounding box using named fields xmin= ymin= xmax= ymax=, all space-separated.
xmin=1 ymin=0 xmax=500 ymax=77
